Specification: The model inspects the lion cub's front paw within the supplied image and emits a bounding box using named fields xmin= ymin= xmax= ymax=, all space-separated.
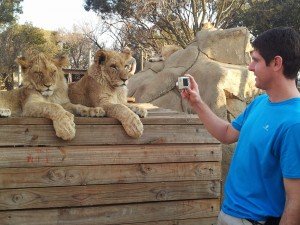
xmin=127 ymin=105 xmax=148 ymax=118
xmin=135 ymin=108 xmax=147 ymax=118
xmin=123 ymin=114 xmax=144 ymax=138
xmin=77 ymin=105 xmax=106 ymax=117
xmin=0 ymin=108 xmax=11 ymax=117
xmin=53 ymin=111 xmax=76 ymax=140
xmin=88 ymin=107 xmax=106 ymax=117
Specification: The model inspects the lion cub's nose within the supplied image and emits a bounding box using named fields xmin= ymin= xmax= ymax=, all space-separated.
xmin=44 ymin=84 xmax=51 ymax=88
xmin=121 ymin=78 xmax=127 ymax=82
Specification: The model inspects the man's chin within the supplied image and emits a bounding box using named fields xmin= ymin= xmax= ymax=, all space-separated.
xmin=254 ymin=82 xmax=266 ymax=91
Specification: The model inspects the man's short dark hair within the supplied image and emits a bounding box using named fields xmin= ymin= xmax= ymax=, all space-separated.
xmin=252 ymin=27 xmax=300 ymax=79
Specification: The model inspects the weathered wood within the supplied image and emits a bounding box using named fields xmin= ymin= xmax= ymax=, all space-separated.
xmin=0 ymin=199 xmax=220 ymax=225
xmin=0 ymin=124 xmax=218 ymax=146
xmin=0 ymin=111 xmax=201 ymax=125
xmin=0 ymin=162 xmax=221 ymax=189
xmin=0 ymin=116 xmax=202 ymax=125
xmin=0 ymin=180 xmax=220 ymax=210
xmin=0 ymin=144 xmax=221 ymax=168
xmin=0 ymin=108 xmax=221 ymax=224
xmin=121 ymin=217 xmax=217 ymax=225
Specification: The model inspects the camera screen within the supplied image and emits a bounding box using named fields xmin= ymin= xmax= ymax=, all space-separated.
xmin=183 ymin=78 xmax=189 ymax=86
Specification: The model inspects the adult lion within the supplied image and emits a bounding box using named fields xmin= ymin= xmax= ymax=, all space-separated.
xmin=0 ymin=53 xmax=105 ymax=140
xmin=68 ymin=49 xmax=147 ymax=138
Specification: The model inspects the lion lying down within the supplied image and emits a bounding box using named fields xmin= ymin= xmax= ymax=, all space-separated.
xmin=0 ymin=53 xmax=105 ymax=140
xmin=68 ymin=49 xmax=147 ymax=138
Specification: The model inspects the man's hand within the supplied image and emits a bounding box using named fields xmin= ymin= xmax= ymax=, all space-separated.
xmin=181 ymin=74 xmax=203 ymax=108
xmin=180 ymin=74 xmax=239 ymax=144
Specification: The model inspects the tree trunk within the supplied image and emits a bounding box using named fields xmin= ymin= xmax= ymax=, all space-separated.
xmin=4 ymin=73 xmax=14 ymax=90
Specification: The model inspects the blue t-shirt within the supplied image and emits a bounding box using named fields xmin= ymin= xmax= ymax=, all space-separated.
xmin=222 ymin=94 xmax=300 ymax=221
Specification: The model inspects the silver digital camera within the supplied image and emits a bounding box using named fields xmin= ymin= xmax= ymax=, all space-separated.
xmin=176 ymin=77 xmax=190 ymax=90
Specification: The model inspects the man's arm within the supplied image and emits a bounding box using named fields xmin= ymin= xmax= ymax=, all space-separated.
xmin=280 ymin=178 xmax=300 ymax=225
xmin=181 ymin=74 xmax=239 ymax=144
xmin=192 ymin=99 xmax=239 ymax=144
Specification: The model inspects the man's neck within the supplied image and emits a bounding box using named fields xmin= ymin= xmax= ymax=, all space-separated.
xmin=267 ymin=79 xmax=300 ymax=102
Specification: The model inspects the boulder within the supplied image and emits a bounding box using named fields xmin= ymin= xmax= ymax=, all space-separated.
xmin=128 ymin=27 xmax=261 ymax=120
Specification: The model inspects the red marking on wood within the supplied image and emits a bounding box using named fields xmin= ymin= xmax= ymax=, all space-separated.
xmin=27 ymin=155 xmax=34 ymax=163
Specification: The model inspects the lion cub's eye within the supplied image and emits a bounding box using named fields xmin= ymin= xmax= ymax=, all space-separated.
xmin=110 ymin=65 xmax=118 ymax=71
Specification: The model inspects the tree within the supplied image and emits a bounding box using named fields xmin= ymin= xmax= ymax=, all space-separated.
xmin=84 ymin=0 xmax=248 ymax=52
xmin=57 ymin=26 xmax=99 ymax=70
xmin=76 ymin=21 xmax=108 ymax=49
xmin=228 ymin=0 xmax=300 ymax=36
xmin=0 ymin=0 xmax=23 ymax=28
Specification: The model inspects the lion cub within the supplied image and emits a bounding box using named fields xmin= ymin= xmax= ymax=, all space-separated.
xmin=68 ymin=49 xmax=147 ymax=138
xmin=0 ymin=53 xmax=105 ymax=140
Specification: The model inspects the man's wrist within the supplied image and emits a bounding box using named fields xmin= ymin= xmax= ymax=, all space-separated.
xmin=191 ymin=99 xmax=205 ymax=113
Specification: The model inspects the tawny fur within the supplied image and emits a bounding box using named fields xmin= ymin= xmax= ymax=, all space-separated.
xmin=149 ymin=45 xmax=182 ymax=62
xmin=0 ymin=89 xmax=22 ymax=117
xmin=0 ymin=53 xmax=105 ymax=140
xmin=68 ymin=49 xmax=147 ymax=138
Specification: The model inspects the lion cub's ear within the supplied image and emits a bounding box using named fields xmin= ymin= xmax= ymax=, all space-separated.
xmin=53 ymin=55 xmax=69 ymax=68
xmin=15 ymin=56 xmax=30 ymax=71
xmin=95 ymin=50 xmax=107 ymax=65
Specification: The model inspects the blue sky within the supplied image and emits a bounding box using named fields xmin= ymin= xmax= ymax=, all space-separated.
xmin=18 ymin=0 xmax=99 ymax=31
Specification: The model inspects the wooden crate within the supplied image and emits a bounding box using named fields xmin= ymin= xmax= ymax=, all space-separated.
xmin=0 ymin=108 xmax=221 ymax=225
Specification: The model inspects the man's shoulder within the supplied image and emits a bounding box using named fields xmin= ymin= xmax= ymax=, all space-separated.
xmin=247 ymin=94 xmax=268 ymax=108
xmin=253 ymin=93 xmax=268 ymax=102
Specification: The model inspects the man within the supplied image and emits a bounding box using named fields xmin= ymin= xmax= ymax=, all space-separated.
xmin=181 ymin=27 xmax=300 ymax=225
xmin=122 ymin=47 xmax=137 ymax=76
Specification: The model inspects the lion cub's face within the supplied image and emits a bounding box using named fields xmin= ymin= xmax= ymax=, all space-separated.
xmin=93 ymin=50 xmax=129 ymax=88
xmin=16 ymin=54 xmax=68 ymax=96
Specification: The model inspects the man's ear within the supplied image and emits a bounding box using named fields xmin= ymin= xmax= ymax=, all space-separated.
xmin=95 ymin=50 xmax=107 ymax=65
xmin=15 ymin=56 xmax=30 ymax=72
xmin=53 ymin=55 xmax=69 ymax=68
xmin=273 ymin=55 xmax=283 ymax=72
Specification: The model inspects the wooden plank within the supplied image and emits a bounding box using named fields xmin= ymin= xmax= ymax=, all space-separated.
xmin=0 ymin=199 xmax=220 ymax=225
xmin=0 ymin=124 xmax=218 ymax=147
xmin=0 ymin=108 xmax=200 ymax=125
xmin=0 ymin=162 xmax=221 ymax=189
xmin=0 ymin=114 xmax=202 ymax=125
xmin=0 ymin=144 xmax=222 ymax=168
xmin=121 ymin=217 xmax=217 ymax=225
xmin=0 ymin=180 xmax=220 ymax=210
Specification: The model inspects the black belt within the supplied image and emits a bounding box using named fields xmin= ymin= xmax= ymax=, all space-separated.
xmin=246 ymin=219 xmax=264 ymax=225
xmin=246 ymin=217 xmax=281 ymax=225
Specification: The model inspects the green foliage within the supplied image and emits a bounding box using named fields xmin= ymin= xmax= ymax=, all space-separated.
xmin=0 ymin=0 xmax=23 ymax=27
xmin=229 ymin=0 xmax=300 ymax=36
xmin=84 ymin=0 xmax=113 ymax=15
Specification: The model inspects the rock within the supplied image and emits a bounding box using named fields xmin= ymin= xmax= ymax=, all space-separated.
xmin=128 ymin=27 xmax=262 ymax=121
